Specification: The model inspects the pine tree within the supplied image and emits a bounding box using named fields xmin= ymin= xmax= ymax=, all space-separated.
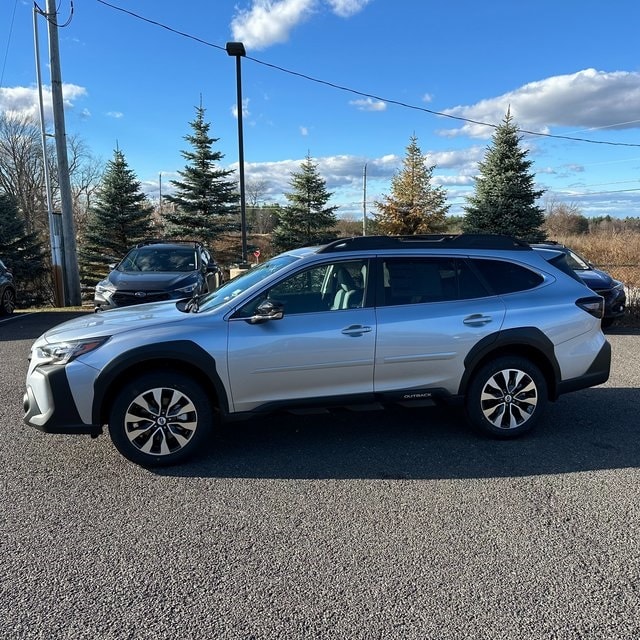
xmin=0 ymin=191 xmax=45 ymax=304
xmin=374 ymin=135 xmax=449 ymax=235
xmin=272 ymin=154 xmax=339 ymax=251
xmin=462 ymin=110 xmax=546 ymax=242
xmin=163 ymin=104 xmax=238 ymax=244
xmin=79 ymin=148 xmax=153 ymax=288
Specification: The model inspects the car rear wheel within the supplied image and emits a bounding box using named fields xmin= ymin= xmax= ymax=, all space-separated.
xmin=108 ymin=372 xmax=213 ymax=466
xmin=465 ymin=356 xmax=547 ymax=438
xmin=0 ymin=287 xmax=15 ymax=315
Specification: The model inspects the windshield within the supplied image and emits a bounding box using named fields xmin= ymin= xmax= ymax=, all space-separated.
xmin=118 ymin=247 xmax=197 ymax=273
xmin=564 ymin=249 xmax=590 ymax=271
xmin=195 ymin=254 xmax=301 ymax=312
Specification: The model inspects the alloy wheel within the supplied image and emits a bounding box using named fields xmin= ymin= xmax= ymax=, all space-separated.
xmin=124 ymin=386 xmax=199 ymax=456
xmin=479 ymin=368 xmax=538 ymax=430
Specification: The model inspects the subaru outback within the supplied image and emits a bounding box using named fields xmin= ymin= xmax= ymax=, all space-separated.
xmin=24 ymin=235 xmax=611 ymax=466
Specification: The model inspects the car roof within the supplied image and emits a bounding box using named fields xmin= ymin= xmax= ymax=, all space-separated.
xmin=134 ymin=240 xmax=202 ymax=250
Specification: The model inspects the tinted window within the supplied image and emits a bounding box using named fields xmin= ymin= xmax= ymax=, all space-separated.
xmin=382 ymin=257 xmax=488 ymax=306
xmin=471 ymin=259 xmax=543 ymax=294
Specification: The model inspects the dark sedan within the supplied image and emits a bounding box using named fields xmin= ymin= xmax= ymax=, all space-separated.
xmin=532 ymin=242 xmax=626 ymax=327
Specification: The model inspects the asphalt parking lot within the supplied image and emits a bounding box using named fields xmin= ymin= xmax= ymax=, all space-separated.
xmin=2 ymin=311 xmax=640 ymax=639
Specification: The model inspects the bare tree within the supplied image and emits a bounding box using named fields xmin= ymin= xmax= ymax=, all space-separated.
xmin=0 ymin=113 xmax=46 ymax=234
xmin=245 ymin=178 xmax=276 ymax=234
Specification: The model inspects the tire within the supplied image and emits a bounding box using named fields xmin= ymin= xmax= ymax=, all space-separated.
xmin=108 ymin=371 xmax=213 ymax=466
xmin=601 ymin=317 xmax=614 ymax=329
xmin=465 ymin=356 xmax=547 ymax=438
xmin=0 ymin=287 xmax=15 ymax=315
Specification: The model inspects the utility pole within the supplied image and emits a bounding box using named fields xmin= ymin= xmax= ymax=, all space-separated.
xmin=45 ymin=0 xmax=82 ymax=306
xmin=33 ymin=5 xmax=64 ymax=306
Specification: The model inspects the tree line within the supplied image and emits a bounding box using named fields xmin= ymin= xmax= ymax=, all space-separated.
xmin=1 ymin=104 xmax=638 ymax=307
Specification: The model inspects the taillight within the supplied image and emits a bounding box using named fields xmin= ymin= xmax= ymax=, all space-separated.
xmin=576 ymin=296 xmax=604 ymax=319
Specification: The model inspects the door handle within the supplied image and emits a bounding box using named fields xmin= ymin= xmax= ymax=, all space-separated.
xmin=463 ymin=314 xmax=493 ymax=326
xmin=341 ymin=324 xmax=372 ymax=336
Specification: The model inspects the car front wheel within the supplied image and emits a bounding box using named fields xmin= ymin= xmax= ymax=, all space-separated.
xmin=108 ymin=372 xmax=213 ymax=466
xmin=465 ymin=356 xmax=547 ymax=438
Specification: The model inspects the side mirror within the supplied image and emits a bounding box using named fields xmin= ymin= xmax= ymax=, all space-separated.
xmin=206 ymin=261 xmax=219 ymax=273
xmin=249 ymin=299 xmax=284 ymax=324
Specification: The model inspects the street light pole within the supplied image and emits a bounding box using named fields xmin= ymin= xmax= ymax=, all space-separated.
xmin=362 ymin=163 xmax=368 ymax=236
xmin=226 ymin=41 xmax=248 ymax=265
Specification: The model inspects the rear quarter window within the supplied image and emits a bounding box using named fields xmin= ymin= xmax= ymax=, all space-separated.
xmin=471 ymin=259 xmax=544 ymax=295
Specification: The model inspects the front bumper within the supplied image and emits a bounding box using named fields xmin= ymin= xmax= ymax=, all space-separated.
xmin=23 ymin=364 xmax=102 ymax=435
xmin=602 ymin=288 xmax=626 ymax=319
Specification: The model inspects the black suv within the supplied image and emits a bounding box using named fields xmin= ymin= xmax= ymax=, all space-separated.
xmin=94 ymin=240 xmax=222 ymax=311
xmin=531 ymin=242 xmax=626 ymax=327
xmin=0 ymin=258 xmax=16 ymax=315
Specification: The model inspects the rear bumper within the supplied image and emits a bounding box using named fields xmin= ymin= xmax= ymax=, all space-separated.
xmin=556 ymin=339 xmax=611 ymax=397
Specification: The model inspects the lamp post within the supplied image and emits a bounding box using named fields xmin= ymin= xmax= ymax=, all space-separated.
xmin=226 ymin=41 xmax=248 ymax=265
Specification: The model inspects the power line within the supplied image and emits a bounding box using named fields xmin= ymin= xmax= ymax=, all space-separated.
xmin=95 ymin=0 xmax=640 ymax=149
xmin=0 ymin=0 xmax=19 ymax=88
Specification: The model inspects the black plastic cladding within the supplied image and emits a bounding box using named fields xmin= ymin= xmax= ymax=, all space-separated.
xmin=317 ymin=234 xmax=532 ymax=253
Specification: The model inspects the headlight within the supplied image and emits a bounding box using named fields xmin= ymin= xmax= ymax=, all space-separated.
xmin=175 ymin=282 xmax=198 ymax=294
xmin=95 ymin=280 xmax=116 ymax=294
xmin=37 ymin=337 xmax=110 ymax=365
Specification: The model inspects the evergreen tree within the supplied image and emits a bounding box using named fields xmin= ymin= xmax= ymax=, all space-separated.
xmin=272 ymin=154 xmax=339 ymax=251
xmin=462 ymin=110 xmax=546 ymax=242
xmin=374 ymin=135 xmax=449 ymax=235
xmin=163 ymin=104 xmax=238 ymax=244
xmin=0 ymin=191 xmax=45 ymax=304
xmin=79 ymin=148 xmax=153 ymax=288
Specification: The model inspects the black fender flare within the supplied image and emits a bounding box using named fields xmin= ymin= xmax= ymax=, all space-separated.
xmin=458 ymin=328 xmax=561 ymax=398
xmin=92 ymin=340 xmax=230 ymax=424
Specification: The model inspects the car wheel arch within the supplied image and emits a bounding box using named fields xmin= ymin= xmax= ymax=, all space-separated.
xmin=458 ymin=328 xmax=561 ymax=401
xmin=92 ymin=340 xmax=229 ymax=426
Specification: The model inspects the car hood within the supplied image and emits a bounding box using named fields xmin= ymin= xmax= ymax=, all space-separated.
xmin=576 ymin=268 xmax=615 ymax=290
xmin=39 ymin=302 xmax=185 ymax=344
xmin=107 ymin=270 xmax=195 ymax=290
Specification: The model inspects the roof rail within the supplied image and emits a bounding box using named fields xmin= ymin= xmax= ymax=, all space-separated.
xmin=317 ymin=234 xmax=530 ymax=253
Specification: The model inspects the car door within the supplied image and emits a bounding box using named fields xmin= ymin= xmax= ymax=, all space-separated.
xmin=226 ymin=259 xmax=376 ymax=413
xmin=373 ymin=256 xmax=506 ymax=396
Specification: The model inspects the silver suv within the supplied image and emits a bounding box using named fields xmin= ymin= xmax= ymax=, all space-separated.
xmin=24 ymin=235 xmax=611 ymax=466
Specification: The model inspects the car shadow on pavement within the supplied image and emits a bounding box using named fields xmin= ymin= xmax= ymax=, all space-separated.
xmin=156 ymin=386 xmax=640 ymax=481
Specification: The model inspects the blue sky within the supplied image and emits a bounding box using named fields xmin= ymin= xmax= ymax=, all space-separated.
xmin=2 ymin=0 xmax=640 ymax=221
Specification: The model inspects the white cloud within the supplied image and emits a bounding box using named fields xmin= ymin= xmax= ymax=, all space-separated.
xmin=349 ymin=97 xmax=386 ymax=112
xmin=231 ymin=98 xmax=250 ymax=119
xmin=326 ymin=0 xmax=372 ymax=18
xmin=439 ymin=69 xmax=640 ymax=139
xmin=107 ymin=111 xmax=124 ymax=119
xmin=231 ymin=0 xmax=316 ymax=49
xmin=299 ymin=126 xmax=309 ymax=136
xmin=0 ymin=84 xmax=87 ymax=122
xmin=230 ymin=0 xmax=371 ymax=49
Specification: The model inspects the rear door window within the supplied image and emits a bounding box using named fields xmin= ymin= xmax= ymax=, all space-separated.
xmin=380 ymin=257 xmax=489 ymax=306
xmin=471 ymin=259 xmax=544 ymax=294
